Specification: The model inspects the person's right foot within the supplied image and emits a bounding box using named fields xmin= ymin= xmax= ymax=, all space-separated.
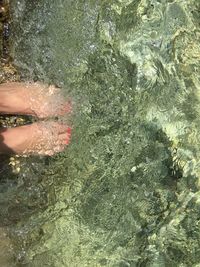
xmin=0 ymin=82 xmax=71 ymax=118
xmin=0 ymin=121 xmax=71 ymax=156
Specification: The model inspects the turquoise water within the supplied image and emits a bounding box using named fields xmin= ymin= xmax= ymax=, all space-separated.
xmin=1 ymin=0 xmax=200 ymax=266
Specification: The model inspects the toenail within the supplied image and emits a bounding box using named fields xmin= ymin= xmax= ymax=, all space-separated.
xmin=67 ymin=127 xmax=71 ymax=135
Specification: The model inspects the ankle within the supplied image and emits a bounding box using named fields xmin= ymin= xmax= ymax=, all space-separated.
xmin=0 ymin=82 xmax=31 ymax=114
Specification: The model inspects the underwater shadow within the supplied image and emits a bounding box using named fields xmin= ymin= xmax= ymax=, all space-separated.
xmin=0 ymin=127 xmax=15 ymax=154
xmin=0 ymin=128 xmax=22 ymax=227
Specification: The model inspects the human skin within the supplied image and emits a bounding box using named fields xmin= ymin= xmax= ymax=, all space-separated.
xmin=0 ymin=82 xmax=72 ymax=118
xmin=0 ymin=82 xmax=71 ymax=155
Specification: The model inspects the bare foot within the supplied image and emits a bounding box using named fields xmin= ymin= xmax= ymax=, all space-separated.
xmin=0 ymin=82 xmax=71 ymax=118
xmin=0 ymin=122 xmax=71 ymax=156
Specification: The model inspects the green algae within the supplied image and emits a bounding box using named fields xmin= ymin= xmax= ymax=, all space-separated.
xmin=2 ymin=0 xmax=200 ymax=266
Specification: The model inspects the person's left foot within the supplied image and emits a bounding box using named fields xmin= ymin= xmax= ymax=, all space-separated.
xmin=0 ymin=121 xmax=71 ymax=156
xmin=0 ymin=82 xmax=72 ymax=118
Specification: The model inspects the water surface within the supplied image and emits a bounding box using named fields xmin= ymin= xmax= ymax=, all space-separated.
xmin=1 ymin=0 xmax=200 ymax=266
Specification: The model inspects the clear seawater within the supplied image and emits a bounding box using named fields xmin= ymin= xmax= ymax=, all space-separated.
xmin=1 ymin=0 xmax=200 ymax=266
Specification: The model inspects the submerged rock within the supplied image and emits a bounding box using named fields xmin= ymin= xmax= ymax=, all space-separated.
xmin=3 ymin=0 xmax=200 ymax=266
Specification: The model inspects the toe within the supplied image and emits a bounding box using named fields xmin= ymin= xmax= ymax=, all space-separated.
xmin=57 ymin=124 xmax=71 ymax=134
xmin=45 ymin=122 xmax=69 ymax=134
xmin=62 ymin=100 xmax=72 ymax=113
xmin=59 ymin=131 xmax=71 ymax=145
xmin=54 ymin=145 xmax=65 ymax=153
xmin=45 ymin=150 xmax=54 ymax=156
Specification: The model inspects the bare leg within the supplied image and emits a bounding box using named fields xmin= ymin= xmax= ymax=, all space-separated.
xmin=0 ymin=122 xmax=71 ymax=156
xmin=0 ymin=82 xmax=71 ymax=118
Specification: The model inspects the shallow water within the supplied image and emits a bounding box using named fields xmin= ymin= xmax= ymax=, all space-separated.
xmin=1 ymin=0 xmax=200 ymax=266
